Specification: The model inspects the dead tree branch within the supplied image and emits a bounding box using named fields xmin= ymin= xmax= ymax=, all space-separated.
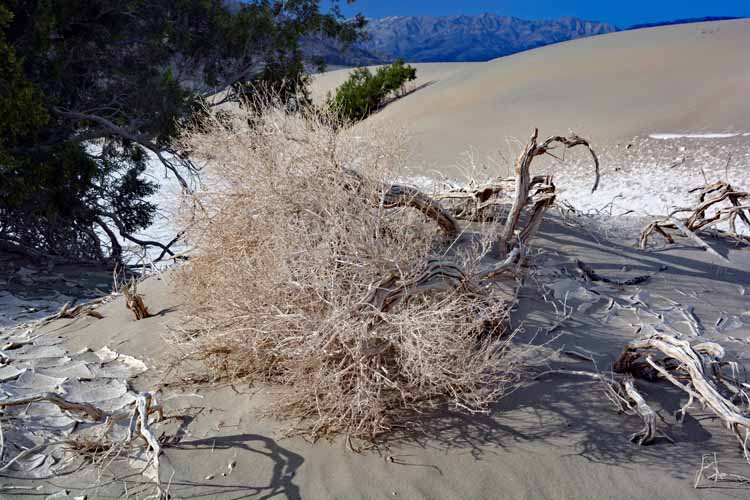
xmin=615 ymin=333 xmax=750 ymax=460
xmin=641 ymin=181 xmax=750 ymax=253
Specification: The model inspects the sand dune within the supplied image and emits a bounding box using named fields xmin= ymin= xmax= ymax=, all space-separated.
xmin=323 ymin=20 xmax=750 ymax=173
xmin=310 ymin=62 xmax=479 ymax=103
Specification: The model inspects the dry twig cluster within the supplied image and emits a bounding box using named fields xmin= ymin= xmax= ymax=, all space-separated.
xmin=122 ymin=278 xmax=153 ymax=320
xmin=174 ymin=101 xmax=599 ymax=440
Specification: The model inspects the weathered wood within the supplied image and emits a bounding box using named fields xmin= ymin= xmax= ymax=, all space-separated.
xmin=122 ymin=279 xmax=152 ymax=320
xmin=623 ymin=377 xmax=660 ymax=445
xmin=342 ymin=168 xmax=459 ymax=238
xmin=617 ymin=333 xmax=750 ymax=460
xmin=641 ymin=181 xmax=749 ymax=250
xmin=536 ymin=369 xmax=671 ymax=445
xmin=501 ymin=130 xmax=539 ymax=249
xmin=382 ymin=184 xmax=459 ymax=238
xmin=669 ymin=216 xmax=732 ymax=264
xmin=575 ymin=259 xmax=651 ymax=286
xmin=500 ymin=130 xmax=600 ymax=250
xmin=0 ymin=393 xmax=105 ymax=421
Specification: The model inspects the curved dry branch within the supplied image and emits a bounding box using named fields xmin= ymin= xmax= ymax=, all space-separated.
xmin=0 ymin=393 xmax=105 ymax=421
xmin=616 ymin=333 xmax=750 ymax=460
xmin=359 ymin=260 xmax=477 ymax=314
xmin=622 ymin=377 xmax=660 ymax=445
xmin=500 ymin=130 xmax=598 ymax=250
xmin=535 ymin=369 xmax=670 ymax=445
xmin=342 ymin=169 xmax=459 ymax=238
xmin=382 ymin=184 xmax=459 ymax=238
xmin=536 ymin=134 xmax=601 ymax=194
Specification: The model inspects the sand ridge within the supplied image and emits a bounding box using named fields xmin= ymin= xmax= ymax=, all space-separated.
xmin=314 ymin=19 xmax=750 ymax=174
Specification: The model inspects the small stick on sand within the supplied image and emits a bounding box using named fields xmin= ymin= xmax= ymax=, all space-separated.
xmin=122 ymin=279 xmax=152 ymax=320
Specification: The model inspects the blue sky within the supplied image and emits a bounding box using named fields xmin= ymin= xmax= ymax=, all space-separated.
xmin=325 ymin=0 xmax=749 ymax=28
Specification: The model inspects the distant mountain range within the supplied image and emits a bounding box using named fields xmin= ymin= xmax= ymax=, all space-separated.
xmin=310 ymin=14 xmax=744 ymax=65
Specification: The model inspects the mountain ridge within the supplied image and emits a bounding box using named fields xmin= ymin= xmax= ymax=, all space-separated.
xmin=317 ymin=14 xmax=617 ymax=64
xmin=311 ymin=14 xmax=745 ymax=65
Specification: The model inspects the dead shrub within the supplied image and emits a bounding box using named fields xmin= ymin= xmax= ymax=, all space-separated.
xmin=172 ymin=99 xmax=533 ymax=441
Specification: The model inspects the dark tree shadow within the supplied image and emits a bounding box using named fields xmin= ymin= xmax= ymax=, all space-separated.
xmin=162 ymin=433 xmax=304 ymax=500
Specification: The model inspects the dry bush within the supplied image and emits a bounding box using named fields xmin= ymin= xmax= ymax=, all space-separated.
xmin=172 ymin=100 xmax=533 ymax=441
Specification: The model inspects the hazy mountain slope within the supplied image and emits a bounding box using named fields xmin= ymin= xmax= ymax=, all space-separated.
xmin=359 ymin=14 xmax=618 ymax=62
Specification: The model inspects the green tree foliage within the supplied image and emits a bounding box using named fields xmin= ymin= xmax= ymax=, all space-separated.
xmin=0 ymin=0 xmax=364 ymax=262
xmin=328 ymin=60 xmax=417 ymax=123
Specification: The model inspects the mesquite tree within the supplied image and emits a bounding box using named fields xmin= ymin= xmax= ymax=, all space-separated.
xmin=0 ymin=0 xmax=364 ymax=262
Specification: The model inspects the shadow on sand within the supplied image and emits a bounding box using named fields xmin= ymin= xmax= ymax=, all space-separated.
xmin=163 ymin=433 xmax=303 ymax=500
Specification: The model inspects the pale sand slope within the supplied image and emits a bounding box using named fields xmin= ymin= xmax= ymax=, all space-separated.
xmin=309 ymin=62 xmax=480 ymax=104
xmin=4 ymin=216 xmax=750 ymax=499
xmin=339 ymin=20 xmax=750 ymax=174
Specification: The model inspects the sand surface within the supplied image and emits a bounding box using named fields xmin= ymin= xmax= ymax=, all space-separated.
xmin=135 ymin=20 xmax=750 ymax=259
xmin=2 ymin=214 xmax=750 ymax=499
xmin=313 ymin=20 xmax=750 ymax=176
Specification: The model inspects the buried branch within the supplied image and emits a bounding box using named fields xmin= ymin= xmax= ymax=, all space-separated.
xmin=359 ymin=129 xmax=600 ymax=318
xmin=0 ymin=392 xmax=164 ymax=493
xmin=359 ymin=247 xmax=521 ymax=316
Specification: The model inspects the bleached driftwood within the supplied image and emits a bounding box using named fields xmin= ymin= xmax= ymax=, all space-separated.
xmin=0 ymin=392 xmax=105 ymax=420
xmin=669 ymin=216 xmax=732 ymax=264
xmin=127 ymin=393 xmax=164 ymax=496
xmin=435 ymin=131 xmax=599 ymax=236
xmin=539 ymin=333 xmax=750 ymax=450
xmin=535 ymin=369 xmax=669 ymax=445
xmin=640 ymin=181 xmax=750 ymax=256
xmin=615 ymin=333 xmax=750 ymax=460
xmin=501 ymin=130 xmax=599 ymax=251
xmin=622 ymin=376 xmax=664 ymax=445
xmin=435 ymin=176 xmax=552 ymax=222
xmin=695 ymin=453 xmax=750 ymax=488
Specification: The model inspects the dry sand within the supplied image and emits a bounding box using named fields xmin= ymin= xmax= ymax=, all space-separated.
xmin=312 ymin=19 xmax=750 ymax=176
xmin=2 ymin=214 xmax=750 ymax=499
